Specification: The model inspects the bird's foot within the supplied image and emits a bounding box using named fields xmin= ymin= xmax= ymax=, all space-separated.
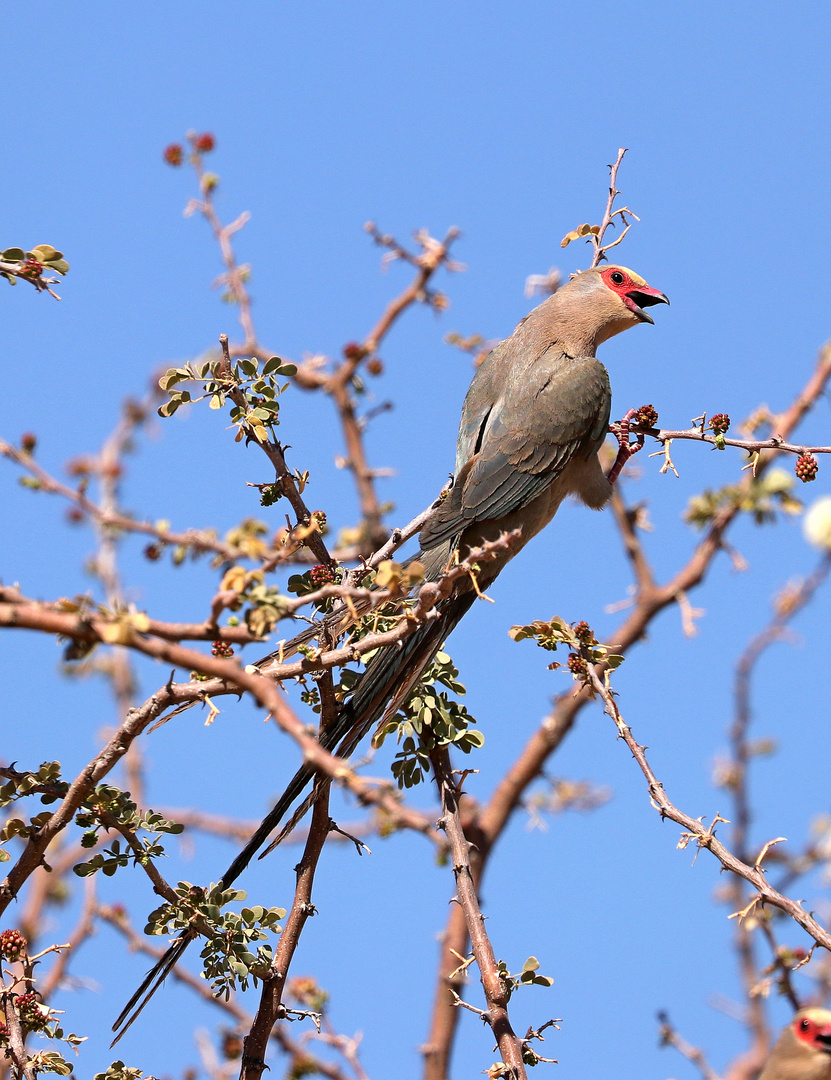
xmin=607 ymin=408 xmax=645 ymax=485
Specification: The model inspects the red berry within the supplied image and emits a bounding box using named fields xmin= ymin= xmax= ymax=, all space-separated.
xmin=573 ymin=621 xmax=595 ymax=645
xmin=16 ymin=991 xmax=46 ymax=1030
xmin=193 ymin=132 xmax=215 ymax=153
xmin=366 ymin=358 xmax=384 ymax=376
xmin=211 ymin=640 xmax=234 ymax=658
xmin=0 ymin=928 xmax=27 ymax=960
xmin=20 ymin=432 xmax=37 ymax=454
xmin=343 ymin=342 xmax=364 ymax=361
xmin=795 ymin=453 xmax=819 ymax=483
xmin=163 ymin=143 xmax=184 ymax=167
xmin=709 ymin=413 xmax=730 ymax=436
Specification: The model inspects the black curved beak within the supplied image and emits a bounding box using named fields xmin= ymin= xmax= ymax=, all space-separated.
xmin=626 ymin=289 xmax=670 ymax=325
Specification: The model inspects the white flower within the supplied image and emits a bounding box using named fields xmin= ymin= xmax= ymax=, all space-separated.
xmin=803 ymin=496 xmax=831 ymax=551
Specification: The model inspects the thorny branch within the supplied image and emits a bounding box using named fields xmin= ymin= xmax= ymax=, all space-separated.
xmin=431 ymin=747 xmax=528 ymax=1080
xmin=584 ymin=663 xmax=831 ymax=951
xmin=239 ymin=683 xmax=334 ymax=1080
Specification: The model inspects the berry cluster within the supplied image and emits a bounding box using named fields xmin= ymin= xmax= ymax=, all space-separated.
xmin=342 ymin=341 xmax=365 ymax=361
xmin=16 ymin=991 xmax=46 ymax=1030
xmin=709 ymin=413 xmax=730 ymax=435
xmin=632 ymin=404 xmax=659 ymax=429
xmin=163 ymin=143 xmax=183 ymax=167
xmin=310 ymin=510 xmax=327 ymax=530
xmin=193 ymin=132 xmax=215 ymax=153
xmin=211 ymin=640 xmax=235 ymax=658
xmin=309 ymin=563 xmax=337 ymax=588
xmin=0 ymin=928 xmax=27 ymax=960
xmin=20 ymin=258 xmax=43 ymax=279
xmin=567 ymin=653 xmax=588 ymax=677
xmin=795 ymin=453 xmax=819 ymax=483
xmin=572 ymin=621 xmax=596 ymax=646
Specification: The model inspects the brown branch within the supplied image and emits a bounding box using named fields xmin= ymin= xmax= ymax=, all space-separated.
xmin=716 ymin=553 xmax=831 ymax=1068
xmin=37 ymin=877 xmax=98 ymax=1001
xmin=430 ymin=747 xmax=527 ymax=1079
xmin=240 ymin=664 xmax=336 ymax=1080
xmin=658 ymin=1011 xmax=723 ymax=1080
xmin=322 ymin=225 xmax=461 ymax=547
xmin=651 ymin=427 xmax=831 ymax=456
xmin=1 ymin=986 xmax=34 ymax=1080
xmin=588 ymin=149 xmax=633 ymax=268
xmin=585 ymin=663 xmax=831 ymax=949
xmin=0 ymin=439 xmax=244 ymax=562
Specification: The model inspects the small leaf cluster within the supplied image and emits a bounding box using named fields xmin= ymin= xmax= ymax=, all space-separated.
xmin=685 ymin=467 xmax=802 ymax=529
xmin=94 ymin=1063 xmax=156 ymax=1080
xmin=222 ymin=517 xmax=271 ymax=562
xmin=560 ymin=223 xmax=601 ymax=248
xmin=145 ymin=882 xmax=285 ymax=998
xmin=374 ymin=651 xmax=484 ymax=788
xmin=495 ymin=956 xmax=555 ymax=1003
xmin=1 ymin=244 xmax=69 ymax=285
xmin=158 ymin=355 xmax=297 ymax=447
xmin=220 ymin=565 xmax=290 ymax=637
xmin=1 ymin=761 xmax=68 ymax=861
xmin=72 ymin=785 xmax=183 ymax=877
xmin=509 ymin=616 xmax=624 ymax=682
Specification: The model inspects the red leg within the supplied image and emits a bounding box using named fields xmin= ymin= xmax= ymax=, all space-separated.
xmin=607 ymin=408 xmax=645 ymax=486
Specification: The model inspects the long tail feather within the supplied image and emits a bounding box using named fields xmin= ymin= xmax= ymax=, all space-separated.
xmin=111 ymin=934 xmax=192 ymax=1044
xmin=113 ymin=577 xmax=472 ymax=1037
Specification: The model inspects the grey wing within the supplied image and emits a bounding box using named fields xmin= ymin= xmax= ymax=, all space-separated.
xmin=420 ymin=353 xmax=611 ymax=551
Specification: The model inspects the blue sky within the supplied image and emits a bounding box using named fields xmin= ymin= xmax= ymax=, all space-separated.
xmin=3 ymin=5 xmax=831 ymax=1079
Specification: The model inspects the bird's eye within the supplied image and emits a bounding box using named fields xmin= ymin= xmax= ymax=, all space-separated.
xmin=610 ymin=271 xmax=625 ymax=285
xmin=801 ymin=1019 xmax=812 ymax=1032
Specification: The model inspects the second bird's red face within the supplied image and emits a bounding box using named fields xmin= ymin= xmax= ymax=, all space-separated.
xmin=794 ymin=1014 xmax=831 ymax=1054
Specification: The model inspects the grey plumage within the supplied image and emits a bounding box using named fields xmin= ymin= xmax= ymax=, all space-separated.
xmin=112 ymin=263 xmax=667 ymax=1040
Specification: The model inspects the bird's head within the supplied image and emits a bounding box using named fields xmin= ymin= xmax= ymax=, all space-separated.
xmin=558 ymin=264 xmax=669 ymax=349
xmin=761 ymin=1009 xmax=831 ymax=1080
xmin=792 ymin=1010 xmax=831 ymax=1055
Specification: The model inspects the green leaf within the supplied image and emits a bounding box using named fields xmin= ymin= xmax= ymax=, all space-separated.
xmin=2 ymin=247 xmax=25 ymax=261
xmin=31 ymin=244 xmax=62 ymax=261
xmin=263 ymin=355 xmax=284 ymax=375
xmin=277 ymin=363 xmax=297 ymax=377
